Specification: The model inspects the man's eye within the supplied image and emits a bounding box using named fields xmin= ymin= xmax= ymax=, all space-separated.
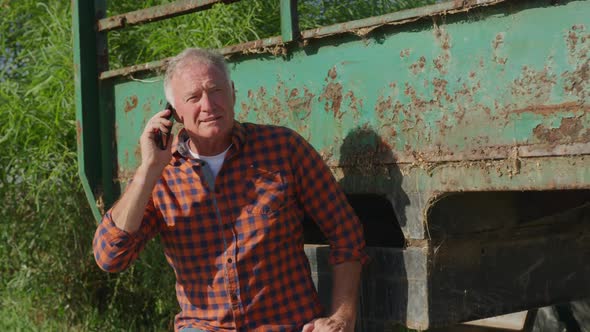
xmin=187 ymin=95 xmax=201 ymax=102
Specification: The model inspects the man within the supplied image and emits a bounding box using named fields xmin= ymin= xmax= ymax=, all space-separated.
xmin=93 ymin=48 xmax=368 ymax=332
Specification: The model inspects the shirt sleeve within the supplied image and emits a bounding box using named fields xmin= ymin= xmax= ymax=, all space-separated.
xmin=92 ymin=195 xmax=162 ymax=273
xmin=289 ymin=130 xmax=369 ymax=266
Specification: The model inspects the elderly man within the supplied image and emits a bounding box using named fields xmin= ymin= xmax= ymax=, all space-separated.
xmin=93 ymin=48 xmax=368 ymax=332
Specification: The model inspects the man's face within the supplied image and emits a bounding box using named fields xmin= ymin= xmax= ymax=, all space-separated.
xmin=170 ymin=61 xmax=235 ymax=144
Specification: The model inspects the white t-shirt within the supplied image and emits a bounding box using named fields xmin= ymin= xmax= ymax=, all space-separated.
xmin=189 ymin=144 xmax=232 ymax=178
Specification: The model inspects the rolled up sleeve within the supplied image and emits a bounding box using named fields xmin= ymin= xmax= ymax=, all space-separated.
xmin=289 ymin=131 xmax=369 ymax=266
xmin=92 ymin=197 xmax=161 ymax=272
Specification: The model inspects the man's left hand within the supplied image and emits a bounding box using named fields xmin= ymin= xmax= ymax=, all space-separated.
xmin=301 ymin=317 xmax=351 ymax=332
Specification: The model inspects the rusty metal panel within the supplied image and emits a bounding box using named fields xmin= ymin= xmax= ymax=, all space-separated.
xmin=112 ymin=79 xmax=166 ymax=182
xmin=306 ymin=199 xmax=590 ymax=330
xmin=111 ymin=0 xmax=589 ymax=225
xmin=87 ymin=1 xmax=590 ymax=329
xmin=72 ymin=0 xmax=110 ymax=220
xmin=230 ymin=1 xmax=589 ymax=167
xmin=114 ymin=0 xmax=589 ymax=175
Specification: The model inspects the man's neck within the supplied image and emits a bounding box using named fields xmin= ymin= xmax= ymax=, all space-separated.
xmin=188 ymin=136 xmax=232 ymax=157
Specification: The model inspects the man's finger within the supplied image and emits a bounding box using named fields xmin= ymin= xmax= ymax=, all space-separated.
xmin=301 ymin=319 xmax=316 ymax=332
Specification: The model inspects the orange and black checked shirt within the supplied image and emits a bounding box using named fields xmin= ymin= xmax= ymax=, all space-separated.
xmin=93 ymin=122 xmax=368 ymax=332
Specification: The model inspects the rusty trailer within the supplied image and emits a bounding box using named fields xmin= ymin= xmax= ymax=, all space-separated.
xmin=73 ymin=0 xmax=590 ymax=330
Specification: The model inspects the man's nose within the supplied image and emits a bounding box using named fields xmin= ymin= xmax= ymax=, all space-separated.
xmin=200 ymin=92 xmax=213 ymax=112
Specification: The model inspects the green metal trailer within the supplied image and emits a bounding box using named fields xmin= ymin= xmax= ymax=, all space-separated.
xmin=73 ymin=0 xmax=590 ymax=330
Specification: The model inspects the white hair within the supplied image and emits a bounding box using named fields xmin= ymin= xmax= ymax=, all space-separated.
xmin=163 ymin=48 xmax=231 ymax=107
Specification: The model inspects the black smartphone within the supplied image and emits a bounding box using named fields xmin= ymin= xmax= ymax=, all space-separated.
xmin=155 ymin=102 xmax=175 ymax=150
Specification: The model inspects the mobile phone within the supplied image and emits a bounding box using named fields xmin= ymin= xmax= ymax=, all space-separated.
xmin=155 ymin=102 xmax=175 ymax=150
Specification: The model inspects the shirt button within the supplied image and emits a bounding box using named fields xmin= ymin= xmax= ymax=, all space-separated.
xmin=227 ymin=258 xmax=233 ymax=263
xmin=231 ymin=293 xmax=238 ymax=301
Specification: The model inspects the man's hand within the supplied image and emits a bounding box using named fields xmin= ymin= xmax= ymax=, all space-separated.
xmin=302 ymin=261 xmax=362 ymax=332
xmin=110 ymin=108 xmax=174 ymax=234
xmin=301 ymin=317 xmax=349 ymax=332
xmin=140 ymin=108 xmax=174 ymax=171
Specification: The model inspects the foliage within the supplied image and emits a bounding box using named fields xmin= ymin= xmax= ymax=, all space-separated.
xmin=0 ymin=0 xmax=433 ymax=330
xmin=106 ymin=0 xmax=436 ymax=69
xmin=297 ymin=0 xmax=437 ymax=29
xmin=0 ymin=0 xmax=103 ymax=328
xmin=107 ymin=0 xmax=267 ymax=69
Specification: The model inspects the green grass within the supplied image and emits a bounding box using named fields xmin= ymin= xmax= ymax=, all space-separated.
xmin=0 ymin=290 xmax=74 ymax=331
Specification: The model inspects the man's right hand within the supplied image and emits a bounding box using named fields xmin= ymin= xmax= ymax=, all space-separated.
xmin=140 ymin=108 xmax=175 ymax=171
xmin=110 ymin=108 xmax=175 ymax=234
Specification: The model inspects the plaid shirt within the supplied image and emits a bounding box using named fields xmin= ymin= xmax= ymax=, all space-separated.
xmin=93 ymin=122 xmax=368 ymax=332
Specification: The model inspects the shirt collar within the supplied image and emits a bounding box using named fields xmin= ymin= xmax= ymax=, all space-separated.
xmin=172 ymin=120 xmax=246 ymax=164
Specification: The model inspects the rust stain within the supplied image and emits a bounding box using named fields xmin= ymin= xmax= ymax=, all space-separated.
xmin=562 ymin=25 xmax=588 ymax=102
xmin=432 ymin=78 xmax=453 ymax=104
xmin=511 ymin=66 xmax=557 ymax=104
xmin=124 ymin=95 xmax=138 ymax=113
xmin=344 ymin=90 xmax=363 ymax=122
xmin=492 ymin=32 xmax=507 ymax=65
xmin=410 ymin=56 xmax=426 ymax=75
xmin=238 ymin=102 xmax=250 ymax=122
xmin=492 ymin=32 xmax=504 ymax=50
xmin=431 ymin=26 xmax=452 ymax=74
xmin=240 ymin=81 xmax=316 ymax=126
xmin=76 ymin=120 xmax=82 ymax=146
xmin=269 ymin=96 xmax=283 ymax=125
xmin=434 ymin=54 xmax=450 ymax=74
xmin=566 ymin=24 xmax=586 ymax=56
xmin=567 ymin=30 xmax=578 ymax=54
xmin=563 ymin=61 xmax=589 ymax=101
xmin=320 ymin=67 xmax=344 ymax=118
xmin=328 ymin=66 xmax=337 ymax=80
xmin=240 ymin=86 xmax=275 ymax=124
xmin=453 ymin=83 xmax=475 ymax=124
xmin=287 ymin=87 xmax=314 ymax=118
xmin=142 ymin=101 xmax=152 ymax=114
xmin=533 ymin=116 xmax=589 ymax=143
xmin=116 ymin=167 xmax=136 ymax=185
xmin=375 ymin=95 xmax=393 ymax=121
xmin=511 ymin=102 xmax=587 ymax=116
xmin=320 ymin=82 xmax=343 ymax=118
xmin=434 ymin=25 xmax=451 ymax=50
xmin=400 ymin=49 xmax=411 ymax=58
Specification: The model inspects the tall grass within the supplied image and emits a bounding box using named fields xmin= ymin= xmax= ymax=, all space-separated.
xmin=106 ymin=0 xmax=436 ymax=69
xmin=0 ymin=0 xmax=433 ymax=330
xmin=0 ymin=1 xmax=102 ymax=328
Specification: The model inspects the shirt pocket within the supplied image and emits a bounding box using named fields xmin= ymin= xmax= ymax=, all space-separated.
xmin=245 ymin=167 xmax=289 ymax=215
